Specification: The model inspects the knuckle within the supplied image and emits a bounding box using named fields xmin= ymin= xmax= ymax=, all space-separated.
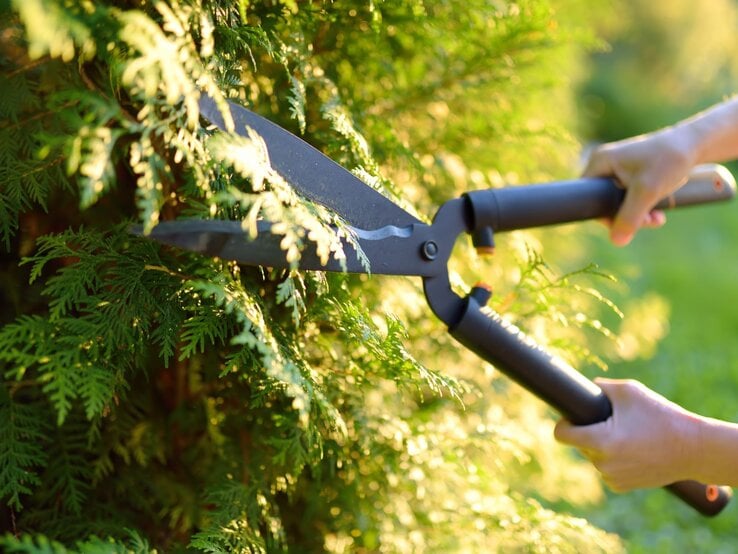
xmin=621 ymin=378 xmax=641 ymax=390
xmin=615 ymin=379 xmax=645 ymax=399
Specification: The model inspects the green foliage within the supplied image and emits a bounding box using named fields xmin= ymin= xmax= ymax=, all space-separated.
xmin=581 ymin=0 xmax=738 ymax=140
xmin=0 ymin=388 xmax=49 ymax=511
xmin=0 ymin=0 xmax=632 ymax=551
xmin=0 ymin=530 xmax=152 ymax=553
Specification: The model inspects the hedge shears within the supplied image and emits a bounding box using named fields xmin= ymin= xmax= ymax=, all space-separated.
xmin=142 ymin=94 xmax=735 ymax=516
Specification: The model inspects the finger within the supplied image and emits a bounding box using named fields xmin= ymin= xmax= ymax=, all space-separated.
xmin=610 ymin=199 xmax=644 ymax=245
xmin=553 ymin=418 xmax=607 ymax=451
xmin=641 ymin=210 xmax=666 ymax=229
xmin=610 ymin=187 xmax=660 ymax=246
xmin=597 ymin=216 xmax=613 ymax=228
xmin=580 ymin=447 xmax=605 ymax=462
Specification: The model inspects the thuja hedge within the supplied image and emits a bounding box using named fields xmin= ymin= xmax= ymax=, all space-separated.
xmin=0 ymin=1 xmax=623 ymax=552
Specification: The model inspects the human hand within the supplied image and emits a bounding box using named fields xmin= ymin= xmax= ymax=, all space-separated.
xmin=554 ymin=378 xmax=702 ymax=492
xmin=584 ymin=127 xmax=697 ymax=246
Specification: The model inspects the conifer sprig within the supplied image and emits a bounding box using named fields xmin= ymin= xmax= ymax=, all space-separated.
xmin=0 ymin=389 xmax=49 ymax=512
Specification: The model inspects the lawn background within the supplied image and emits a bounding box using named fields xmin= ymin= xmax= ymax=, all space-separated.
xmin=557 ymin=1 xmax=738 ymax=549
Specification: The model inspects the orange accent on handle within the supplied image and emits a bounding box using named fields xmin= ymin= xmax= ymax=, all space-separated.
xmin=706 ymin=485 xmax=720 ymax=502
xmin=475 ymin=246 xmax=495 ymax=256
xmin=473 ymin=281 xmax=492 ymax=292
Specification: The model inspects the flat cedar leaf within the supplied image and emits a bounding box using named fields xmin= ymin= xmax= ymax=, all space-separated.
xmin=41 ymin=425 xmax=90 ymax=516
xmin=189 ymin=481 xmax=272 ymax=553
xmin=0 ymin=532 xmax=153 ymax=554
xmin=78 ymin=365 xmax=117 ymax=421
xmin=11 ymin=0 xmax=93 ymax=62
xmin=39 ymin=353 xmax=80 ymax=426
xmin=151 ymin=315 xmax=179 ymax=367
xmin=275 ymin=275 xmax=306 ymax=326
xmin=178 ymin=310 xmax=231 ymax=361
xmin=0 ymin=390 xmax=50 ymax=511
xmin=287 ymin=75 xmax=306 ymax=134
xmin=0 ymin=534 xmax=70 ymax=554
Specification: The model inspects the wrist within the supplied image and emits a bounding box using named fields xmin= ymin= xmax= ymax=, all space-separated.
xmin=686 ymin=415 xmax=738 ymax=486
xmin=672 ymin=96 xmax=738 ymax=164
xmin=657 ymin=123 xmax=701 ymax=169
xmin=668 ymin=407 xmax=707 ymax=483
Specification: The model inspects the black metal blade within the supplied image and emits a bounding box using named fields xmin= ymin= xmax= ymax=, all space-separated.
xmin=199 ymin=94 xmax=422 ymax=231
xmin=140 ymin=220 xmax=443 ymax=277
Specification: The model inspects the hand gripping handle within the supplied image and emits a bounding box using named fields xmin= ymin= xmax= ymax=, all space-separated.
xmin=449 ymin=296 xmax=732 ymax=516
xmin=430 ymin=164 xmax=735 ymax=514
xmin=464 ymin=164 xmax=735 ymax=233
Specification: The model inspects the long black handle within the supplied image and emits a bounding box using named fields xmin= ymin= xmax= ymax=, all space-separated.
xmin=450 ymin=297 xmax=732 ymax=516
xmin=464 ymin=164 xmax=736 ymax=232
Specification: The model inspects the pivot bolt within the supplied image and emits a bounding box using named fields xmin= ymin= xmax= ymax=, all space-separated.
xmin=422 ymin=241 xmax=439 ymax=261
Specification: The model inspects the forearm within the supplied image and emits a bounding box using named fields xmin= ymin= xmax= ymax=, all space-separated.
xmin=673 ymin=96 xmax=738 ymax=164
xmin=690 ymin=415 xmax=738 ymax=487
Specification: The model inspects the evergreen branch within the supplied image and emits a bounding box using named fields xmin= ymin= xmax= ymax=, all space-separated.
xmin=189 ymin=480 xmax=279 ymax=554
xmin=286 ymin=75 xmax=306 ymax=134
xmin=0 ymin=104 xmax=74 ymax=131
xmin=0 ymin=387 xmax=50 ymax=511
xmin=17 ymin=155 xmax=64 ymax=181
xmin=321 ymin=297 xmax=464 ymax=399
xmin=0 ymin=534 xmax=69 ymax=554
xmin=178 ymin=310 xmax=232 ymax=361
xmin=1 ymin=56 xmax=52 ymax=80
xmin=39 ymin=417 xmax=93 ymax=515
xmin=10 ymin=0 xmax=94 ymax=62
xmin=275 ymin=273 xmax=306 ymax=327
xmin=0 ymin=531 xmax=154 ymax=553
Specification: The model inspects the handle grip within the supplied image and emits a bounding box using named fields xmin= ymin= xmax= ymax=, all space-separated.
xmin=464 ymin=164 xmax=736 ymax=232
xmin=450 ymin=297 xmax=731 ymax=516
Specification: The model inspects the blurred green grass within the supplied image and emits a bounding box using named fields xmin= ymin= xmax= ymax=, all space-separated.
xmin=571 ymin=186 xmax=738 ymax=551
xmin=588 ymin=193 xmax=738 ymax=420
